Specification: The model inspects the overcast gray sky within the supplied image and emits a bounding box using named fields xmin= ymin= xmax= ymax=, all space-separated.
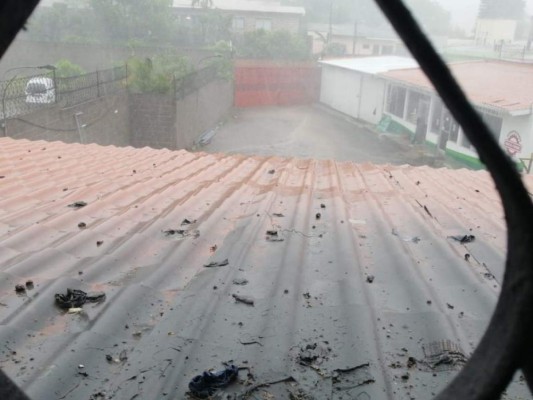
xmin=434 ymin=0 xmax=533 ymax=32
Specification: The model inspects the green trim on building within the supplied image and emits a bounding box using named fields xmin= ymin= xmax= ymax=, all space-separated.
xmin=444 ymin=147 xmax=484 ymax=170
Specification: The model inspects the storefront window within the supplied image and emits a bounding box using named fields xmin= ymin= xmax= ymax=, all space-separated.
xmin=386 ymin=85 xmax=406 ymax=118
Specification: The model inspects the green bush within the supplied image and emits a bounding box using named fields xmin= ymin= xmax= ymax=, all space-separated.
xmin=127 ymin=54 xmax=192 ymax=93
xmin=54 ymin=59 xmax=86 ymax=78
xmin=236 ymin=30 xmax=310 ymax=61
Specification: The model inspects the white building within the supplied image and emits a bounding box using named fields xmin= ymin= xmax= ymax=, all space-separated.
xmin=319 ymin=56 xmax=418 ymax=125
xmin=320 ymin=57 xmax=533 ymax=169
xmin=474 ymin=19 xmax=517 ymax=46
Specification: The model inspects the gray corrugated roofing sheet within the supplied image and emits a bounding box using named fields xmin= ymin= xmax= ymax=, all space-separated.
xmin=320 ymin=56 xmax=419 ymax=75
xmin=0 ymin=137 xmax=532 ymax=399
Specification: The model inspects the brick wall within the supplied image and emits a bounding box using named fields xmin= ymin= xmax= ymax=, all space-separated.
xmin=6 ymin=92 xmax=130 ymax=146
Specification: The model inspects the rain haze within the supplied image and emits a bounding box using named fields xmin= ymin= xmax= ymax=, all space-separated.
xmin=0 ymin=1 xmax=532 ymax=400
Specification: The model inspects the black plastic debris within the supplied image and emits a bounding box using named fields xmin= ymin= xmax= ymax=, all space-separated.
xmin=298 ymin=343 xmax=330 ymax=366
xmin=181 ymin=218 xmax=197 ymax=226
xmin=449 ymin=234 xmax=475 ymax=244
xmin=188 ymin=364 xmax=238 ymax=399
xmin=267 ymin=169 xmax=275 ymax=174
xmin=315 ymin=213 xmax=321 ymax=220
xmin=421 ymin=340 xmax=468 ymax=371
xmin=96 ymin=241 xmax=104 ymax=247
xmin=204 ymin=259 xmax=229 ymax=268
xmin=15 ymin=284 xmax=26 ymax=293
xmin=266 ymin=230 xmax=284 ymax=242
xmin=55 ymin=289 xmax=106 ymax=309
xmin=447 ymin=303 xmax=454 ymax=309
xmin=366 ymin=275 xmax=375 ymax=284
xmin=78 ymin=222 xmax=87 ymax=229
xmin=464 ymin=253 xmax=470 ymax=261
xmin=164 ymin=229 xmax=200 ymax=239
xmin=25 ymin=280 xmax=34 ymax=290
xmin=68 ymin=201 xmax=87 ymax=209
xmin=163 ymin=229 xmax=186 ymax=236
xmin=272 ymin=213 xmax=285 ymax=217
xmin=320 ymin=203 xmax=326 ymax=209
xmin=232 ymin=294 xmax=254 ymax=306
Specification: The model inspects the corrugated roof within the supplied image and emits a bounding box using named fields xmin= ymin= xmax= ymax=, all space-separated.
xmin=382 ymin=60 xmax=533 ymax=113
xmin=320 ymin=56 xmax=419 ymax=75
xmin=173 ymin=0 xmax=305 ymax=15
xmin=0 ymin=137 xmax=532 ymax=399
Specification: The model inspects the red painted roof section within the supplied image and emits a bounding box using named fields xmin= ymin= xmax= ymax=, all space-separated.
xmin=382 ymin=60 xmax=533 ymax=112
xmin=0 ymin=137 xmax=532 ymax=399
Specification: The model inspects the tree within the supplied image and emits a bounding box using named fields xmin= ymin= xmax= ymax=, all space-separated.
xmin=88 ymin=0 xmax=176 ymax=44
xmin=236 ymin=30 xmax=310 ymax=60
xmin=478 ymin=0 xmax=525 ymax=20
xmin=54 ymin=59 xmax=86 ymax=77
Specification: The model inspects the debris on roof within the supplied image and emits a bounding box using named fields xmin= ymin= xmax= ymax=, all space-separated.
xmin=0 ymin=137 xmax=531 ymax=399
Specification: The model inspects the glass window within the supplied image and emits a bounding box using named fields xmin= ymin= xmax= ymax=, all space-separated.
xmin=232 ymin=17 xmax=245 ymax=31
xmin=431 ymin=99 xmax=443 ymax=133
xmin=405 ymin=90 xmax=430 ymax=125
xmin=255 ymin=18 xmax=272 ymax=31
xmin=386 ymin=85 xmax=407 ymax=118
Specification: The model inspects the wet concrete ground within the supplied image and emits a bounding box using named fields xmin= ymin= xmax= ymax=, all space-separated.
xmin=201 ymin=105 xmax=442 ymax=166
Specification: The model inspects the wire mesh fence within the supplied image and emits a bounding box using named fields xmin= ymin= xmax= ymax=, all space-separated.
xmin=174 ymin=65 xmax=217 ymax=100
xmin=0 ymin=65 xmax=127 ymax=121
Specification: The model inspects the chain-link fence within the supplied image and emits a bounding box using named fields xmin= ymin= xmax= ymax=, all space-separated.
xmin=0 ymin=65 xmax=127 ymax=120
xmin=174 ymin=65 xmax=217 ymax=100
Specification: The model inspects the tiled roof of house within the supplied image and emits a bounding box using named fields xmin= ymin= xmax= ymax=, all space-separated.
xmin=382 ymin=60 xmax=533 ymax=113
xmin=0 ymin=137 xmax=531 ymax=399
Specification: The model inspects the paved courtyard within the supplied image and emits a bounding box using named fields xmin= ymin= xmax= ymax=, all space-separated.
xmin=201 ymin=105 xmax=434 ymax=165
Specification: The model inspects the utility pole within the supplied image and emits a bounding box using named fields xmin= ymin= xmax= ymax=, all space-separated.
xmin=328 ymin=0 xmax=333 ymax=44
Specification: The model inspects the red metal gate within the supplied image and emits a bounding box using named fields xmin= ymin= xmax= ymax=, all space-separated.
xmin=234 ymin=60 xmax=320 ymax=107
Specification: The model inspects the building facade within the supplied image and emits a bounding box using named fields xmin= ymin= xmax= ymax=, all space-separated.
xmin=172 ymin=0 xmax=305 ymax=35
xmin=320 ymin=57 xmax=533 ymax=169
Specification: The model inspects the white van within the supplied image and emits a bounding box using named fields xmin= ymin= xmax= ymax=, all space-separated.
xmin=25 ymin=77 xmax=56 ymax=104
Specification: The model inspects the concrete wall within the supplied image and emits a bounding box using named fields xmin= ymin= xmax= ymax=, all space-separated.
xmin=320 ymin=66 xmax=386 ymax=125
xmin=0 ymin=40 xmax=213 ymax=77
xmin=358 ymin=75 xmax=386 ymax=125
xmin=130 ymin=79 xmax=233 ymax=150
xmin=129 ymin=93 xmax=177 ymax=149
xmin=6 ymin=92 xmax=130 ymax=146
xmin=320 ymin=66 xmax=360 ymax=117
xmin=175 ymin=79 xmax=233 ymax=149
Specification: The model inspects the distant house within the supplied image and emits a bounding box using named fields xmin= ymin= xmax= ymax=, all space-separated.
xmin=320 ymin=58 xmax=533 ymax=168
xmin=309 ymin=23 xmax=403 ymax=57
xmin=172 ymin=0 xmax=305 ymax=35
xmin=475 ymin=19 xmax=518 ymax=46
